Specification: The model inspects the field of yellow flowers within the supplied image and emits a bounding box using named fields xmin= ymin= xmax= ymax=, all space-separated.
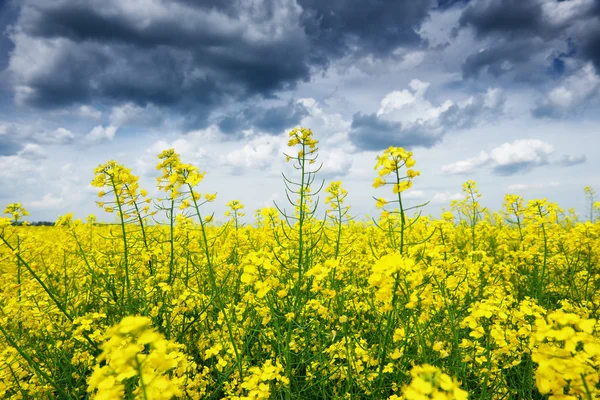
xmin=1 ymin=128 xmax=599 ymax=399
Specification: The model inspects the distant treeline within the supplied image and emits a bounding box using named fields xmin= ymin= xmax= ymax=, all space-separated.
xmin=10 ymin=221 xmax=123 ymax=227
xmin=13 ymin=221 xmax=55 ymax=226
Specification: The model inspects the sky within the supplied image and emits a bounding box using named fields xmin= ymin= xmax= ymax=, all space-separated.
xmin=0 ymin=0 xmax=599 ymax=222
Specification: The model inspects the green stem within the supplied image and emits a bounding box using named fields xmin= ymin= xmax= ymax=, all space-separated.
xmin=0 ymin=324 xmax=75 ymax=399
xmin=188 ymin=184 xmax=244 ymax=382
xmin=394 ymin=169 xmax=406 ymax=255
xmin=1 ymin=236 xmax=73 ymax=322
xmin=110 ymin=177 xmax=131 ymax=310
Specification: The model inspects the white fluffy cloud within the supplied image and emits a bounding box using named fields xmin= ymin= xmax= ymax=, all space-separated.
xmin=218 ymin=99 xmax=355 ymax=176
xmin=18 ymin=143 xmax=47 ymax=160
xmin=377 ymin=80 xmax=453 ymax=125
xmin=350 ymin=80 xmax=506 ymax=150
xmin=442 ymin=139 xmax=585 ymax=175
xmin=533 ymin=63 xmax=600 ymax=117
xmin=86 ymin=125 xmax=118 ymax=143
xmin=0 ymin=154 xmax=41 ymax=180
xmin=47 ymin=128 xmax=75 ymax=144
xmin=221 ymin=135 xmax=285 ymax=173
xmin=29 ymin=192 xmax=65 ymax=209
xmin=297 ymin=98 xmax=352 ymax=146
xmin=430 ymin=192 xmax=463 ymax=204
xmin=136 ymin=127 xmax=220 ymax=176
xmin=27 ymin=163 xmax=92 ymax=211
xmin=441 ymin=151 xmax=490 ymax=175
xmin=78 ymin=105 xmax=102 ymax=120
xmin=319 ymin=148 xmax=353 ymax=177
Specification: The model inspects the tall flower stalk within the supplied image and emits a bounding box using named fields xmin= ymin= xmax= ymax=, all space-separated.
xmin=372 ymin=146 xmax=421 ymax=255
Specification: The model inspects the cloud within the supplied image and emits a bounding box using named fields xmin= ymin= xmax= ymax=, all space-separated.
xmin=136 ymin=127 xmax=219 ymax=176
xmin=6 ymin=0 xmax=435 ymax=128
xmin=459 ymin=0 xmax=548 ymax=39
xmin=349 ymin=80 xmax=505 ymax=150
xmin=109 ymin=103 xmax=163 ymax=127
xmin=8 ymin=0 xmax=309 ymax=113
xmin=18 ymin=143 xmax=47 ymax=159
xmin=403 ymin=190 xmax=426 ymax=200
xmin=556 ymin=154 xmax=587 ymax=167
xmin=298 ymin=0 xmax=433 ymax=60
xmin=218 ymin=101 xmax=309 ymax=136
xmin=507 ymin=181 xmax=561 ymax=191
xmin=29 ymin=192 xmax=64 ymax=209
xmin=47 ymin=127 xmax=75 ymax=144
xmin=319 ymin=148 xmax=353 ymax=177
xmin=78 ymin=105 xmax=102 ymax=120
xmin=0 ymin=122 xmax=75 ymax=155
xmin=458 ymin=0 xmax=600 ymax=79
xmin=296 ymin=98 xmax=352 ymax=146
xmin=398 ymin=189 xmax=462 ymax=205
xmin=0 ymin=144 xmax=46 ymax=181
xmin=0 ymin=123 xmax=22 ymax=156
xmin=430 ymin=191 xmax=463 ymax=204
xmin=218 ymin=126 xmax=352 ymax=177
xmin=221 ymin=135 xmax=286 ymax=173
xmin=442 ymin=139 xmax=585 ymax=175
xmin=441 ymin=150 xmax=491 ymax=175
xmin=461 ymin=39 xmax=553 ymax=81
xmin=86 ymin=125 xmax=117 ymax=143
xmin=532 ymin=63 xmax=600 ymax=117
xmin=489 ymin=140 xmax=554 ymax=175
xmin=350 ymin=114 xmax=420 ymax=150
xmin=27 ymin=163 xmax=92 ymax=211
xmin=0 ymin=155 xmax=39 ymax=180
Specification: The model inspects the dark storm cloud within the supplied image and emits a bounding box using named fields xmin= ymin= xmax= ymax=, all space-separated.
xmin=458 ymin=0 xmax=600 ymax=78
xmin=348 ymin=113 xmax=440 ymax=150
xmin=436 ymin=0 xmax=471 ymax=10
xmin=459 ymin=0 xmax=549 ymax=39
xmin=5 ymin=0 xmax=436 ymax=128
xmin=297 ymin=0 xmax=434 ymax=63
xmin=580 ymin=23 xmax=600 ymax=70
xmin=219 ymin=102 xmax=308 ymax=135
xmin=0 ymin=1 xmax=19 ymax=72
xmin=11 ymin=0 xmax=310 ymax=111
xmin=462 ymin=39 xmax=549 ymax=80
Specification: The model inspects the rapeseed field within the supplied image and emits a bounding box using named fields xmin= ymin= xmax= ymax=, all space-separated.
xmin=1 ymin=128 xmax=599 ymax=399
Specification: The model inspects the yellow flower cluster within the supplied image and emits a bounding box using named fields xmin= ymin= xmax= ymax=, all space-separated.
xmin=532 ymin=310 xmax=599 ymax=399
xmin=324 ymin=181 xmax=348 ymax=210
xmin=88 ymin=316 xmax=193 ymax=400
xmin=397 ymin=364 xmax=468 ymax=400
xmin=234 ymin=360 xmax=289 ymax=399
xmin=225 ymin=200 xmax=246 ymax=218
xmin=368 ymin=254 xmax=417 ymax=313
xmin=3 ymin=203 xmax=29 ymax=222
xmin=285 ymin=127 xmax=318 ymax=163
xmin=157 ymin=149 xmax=209 ymax=203
xmin=92 ymin=160 xmax=154 ymax=218
xmin=373 ymin=146 xmax=419 ymax=194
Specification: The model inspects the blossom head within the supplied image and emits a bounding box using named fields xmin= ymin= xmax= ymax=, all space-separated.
xmin=3 ymin=203 xmax=29 ymax=222
xmin=286 ymin=127 xmax=319 ymax=162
